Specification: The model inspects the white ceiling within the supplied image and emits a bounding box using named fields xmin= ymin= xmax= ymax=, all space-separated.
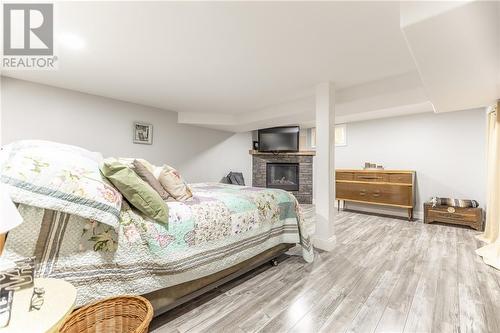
xmin=2 ymin=1 xmax=498 ymax=132
xmin=401 ymin=0 xmax=499 ymax=113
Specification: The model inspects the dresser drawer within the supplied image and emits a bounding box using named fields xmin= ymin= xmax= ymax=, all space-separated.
xmin=353 ymin=173 xmax=389 ymax=182
xmin=336 ymin=182 xmax=411 ymax=206
xmin=388 ymin=173 xmax=412 ymax=184
xmin=336 ymin=172 xmax=353 ymax=181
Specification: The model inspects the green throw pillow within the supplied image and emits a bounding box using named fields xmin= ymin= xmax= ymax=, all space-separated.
xmin=100 ymin=159 xmax=169 ymax=224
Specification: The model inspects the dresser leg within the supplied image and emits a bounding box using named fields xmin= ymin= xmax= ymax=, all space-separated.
xmin=337 ymin=200 xmax=340 ymax=212
xmin=407 ymin=208 xmax=412 ymax=221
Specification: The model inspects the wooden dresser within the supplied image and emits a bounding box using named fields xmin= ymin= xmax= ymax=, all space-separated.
xmin=335 ymin=169 xmax=416 ymax=220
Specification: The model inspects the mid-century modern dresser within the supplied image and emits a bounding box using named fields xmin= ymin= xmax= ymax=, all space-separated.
xmin=335 ymin=169 xmax=416 ymax=220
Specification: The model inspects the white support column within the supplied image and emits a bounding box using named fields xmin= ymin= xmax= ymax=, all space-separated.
xmin=313 ymin=82 xmax=336 ymax=251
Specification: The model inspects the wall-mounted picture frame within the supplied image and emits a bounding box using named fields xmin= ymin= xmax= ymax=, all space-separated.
xmin=133 ymin=122 xmax=153 ymax=145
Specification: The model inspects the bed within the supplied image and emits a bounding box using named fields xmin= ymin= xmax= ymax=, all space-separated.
xmin=0 ymin=140 xmax=313 ymax=314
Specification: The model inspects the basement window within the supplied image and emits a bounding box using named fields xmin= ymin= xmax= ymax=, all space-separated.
xmin=310 ymin=124 xmax=347 ymax=148
xmin=335 ymin=124 xmax=347 ymax=146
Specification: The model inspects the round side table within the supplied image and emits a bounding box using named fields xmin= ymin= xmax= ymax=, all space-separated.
xmin=0 ymin=278 xmax=76 ymax=333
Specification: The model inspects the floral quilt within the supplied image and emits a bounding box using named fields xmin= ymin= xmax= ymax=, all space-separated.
xmin=121 ymin=183 xmax=313 ymax=257
xmin=4 ymin=183 xmax=313 ymax=306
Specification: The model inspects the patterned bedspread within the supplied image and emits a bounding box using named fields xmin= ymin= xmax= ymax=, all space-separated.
xmin=4 ymin=183 xmax=313 ymax=306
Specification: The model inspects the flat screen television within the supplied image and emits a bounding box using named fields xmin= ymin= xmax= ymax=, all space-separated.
xmin=258 ymin=126 xmax=299 ymax=152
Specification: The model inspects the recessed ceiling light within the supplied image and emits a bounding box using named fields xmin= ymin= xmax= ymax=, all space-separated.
xmin=58 ymin=32 xmax=86 ymax=50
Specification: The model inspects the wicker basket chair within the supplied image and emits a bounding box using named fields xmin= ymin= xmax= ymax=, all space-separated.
xmin=59 ymin=295 xmax=153 ymax=333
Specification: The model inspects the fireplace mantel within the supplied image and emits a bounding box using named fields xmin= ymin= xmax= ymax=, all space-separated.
xmin=249 ymin=150 xmax=316 ymax=156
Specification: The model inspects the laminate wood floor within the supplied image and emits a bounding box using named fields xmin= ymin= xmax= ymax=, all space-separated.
xmin=151 ymin=211 xmax=500 ymax=333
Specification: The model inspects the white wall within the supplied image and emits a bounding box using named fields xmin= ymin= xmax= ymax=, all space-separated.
xmin=1 ymin=77 xmax=252 ymax=184
xmin=335 ymin=109 xmax=487 ymax=218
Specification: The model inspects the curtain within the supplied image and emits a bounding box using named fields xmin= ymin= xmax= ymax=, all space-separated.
xmin=476 ymin=102 xmax=500 ymax=269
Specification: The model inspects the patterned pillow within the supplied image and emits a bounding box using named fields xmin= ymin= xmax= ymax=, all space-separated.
xmin=430 ymin=197 xmax=479 ymax=208
xmin=101 ymin=159 xmax=169 ymax=224
xmin=0 ymin=140 xmax=122 ymax=227
xmin=132 ymin=160 xmax=171 ymax=201
xmin=154 ymin=165 xmax=193 ymax=201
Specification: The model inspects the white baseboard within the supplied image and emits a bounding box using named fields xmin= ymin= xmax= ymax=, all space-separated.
xmin=334 ymin=201 xmax=423 ymax=220
xmin=313 ymin=235 xmax=336 ymax=252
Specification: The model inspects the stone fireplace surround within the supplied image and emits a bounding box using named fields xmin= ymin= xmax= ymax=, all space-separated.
xmin=250 ymin=150 xmax=315 ymax=204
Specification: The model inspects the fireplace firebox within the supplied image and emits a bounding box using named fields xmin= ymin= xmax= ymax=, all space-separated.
xmin=252 ymin=150 xmax=314 ymax=204
xmin=266 ymin=163 xmax=299 ymax=191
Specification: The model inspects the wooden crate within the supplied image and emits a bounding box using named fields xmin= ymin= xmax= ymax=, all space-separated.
xmin=423 ymin=202 xmax=483 ymax=230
